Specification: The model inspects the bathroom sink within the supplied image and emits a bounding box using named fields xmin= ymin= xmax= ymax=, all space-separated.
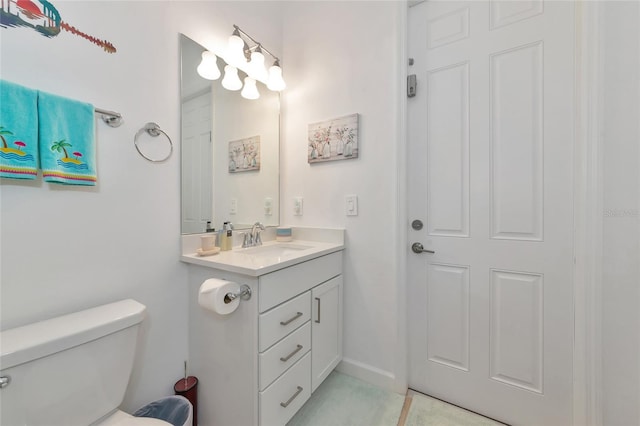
xmin=240 ymin=243 xmax=313 ymax=258
xmin=182 ymin=230 xmax=345 ymax=276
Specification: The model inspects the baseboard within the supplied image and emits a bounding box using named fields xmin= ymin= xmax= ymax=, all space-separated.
xmin=336 ymin=357 xmax=404 ymax=394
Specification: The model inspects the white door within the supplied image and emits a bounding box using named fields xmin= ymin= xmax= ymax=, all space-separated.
xmin=181 ymin=91 xmax=213 ymax=233
xmin=407 ymin=2 xmax=575 ymax=425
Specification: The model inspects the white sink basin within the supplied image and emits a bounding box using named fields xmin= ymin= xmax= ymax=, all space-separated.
xmin=240 ymin=243 xmax=313 ymax=258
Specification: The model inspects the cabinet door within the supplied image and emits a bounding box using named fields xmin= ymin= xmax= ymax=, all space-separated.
xmin=311 ymin=275 xmax=343 ymax=392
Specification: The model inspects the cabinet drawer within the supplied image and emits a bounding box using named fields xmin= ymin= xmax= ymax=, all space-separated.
xmin=259 ymin=292 xmax=310 ymax=352
xmin=259 ymin=251 xmax=343 ymax=313
xmin=259 ymin=321 xmax=311 ymax=391
xmin=259 ymin=352 xmax=311 ymax=426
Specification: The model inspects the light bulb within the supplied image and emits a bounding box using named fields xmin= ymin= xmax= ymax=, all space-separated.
xmin=241 ymin=77 xmax=260 ymax=100
xmin=227 ymin=31 xmax=246 ymax=66
xmin=249 ymin=47 xmax=268 ymax=82
xmin=222 ymin=65 xmax=242 ymax=91
xmin=267 ymin=61 xmax=286 ymax=91
xmin=196 ymin=51 xmax=220 ymax=80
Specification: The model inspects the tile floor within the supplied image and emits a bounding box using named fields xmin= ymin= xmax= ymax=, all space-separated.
xmin=288 ymin=372 xmax=505 ymax=426
xmin=402 ymin=390 xmax=505 ymax=426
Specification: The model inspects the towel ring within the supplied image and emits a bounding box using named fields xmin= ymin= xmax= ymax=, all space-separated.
xmin=134 ymin=122 xmax=173 ymax=162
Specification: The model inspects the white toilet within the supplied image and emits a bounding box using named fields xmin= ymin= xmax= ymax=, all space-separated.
xmin=0 ymin=299 xmax=177 ymax=426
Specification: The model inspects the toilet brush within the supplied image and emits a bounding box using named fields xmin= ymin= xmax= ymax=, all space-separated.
xmin=174 ymin=361 xmax=198 ymax=426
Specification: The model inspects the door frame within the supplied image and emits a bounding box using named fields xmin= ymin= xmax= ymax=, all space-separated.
xmin=396 ymin=2 xmax=604 ymax=424
xmin=572 ymin=1 xmax=604 ymax=425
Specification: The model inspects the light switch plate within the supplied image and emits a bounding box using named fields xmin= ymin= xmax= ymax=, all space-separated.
xmin=230 ymin=198 xmax=238 ymax=215
xmin=293 ymin=197 xmax=303 ymax=216
xmin=264 ymin=197 xmax=273 ymax=216
xmin=345 ymin=195 xmax=358 ymax=216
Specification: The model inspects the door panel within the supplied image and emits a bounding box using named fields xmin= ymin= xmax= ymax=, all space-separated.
xmin=426 ymin=62 xmax=470 ymax=237
xmin=408 ymin=1 xmax=575 ymax=425
xmin=427 ymin=263 xmax=470 ymax=371
xmin=490 ymin=42 xmax=543 ymax=241
xmin=489 ymin=269 xmax=543 ymax=393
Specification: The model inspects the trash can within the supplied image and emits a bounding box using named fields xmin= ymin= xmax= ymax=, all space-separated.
xmin=133 ymin=395 xmax=193 ymax=426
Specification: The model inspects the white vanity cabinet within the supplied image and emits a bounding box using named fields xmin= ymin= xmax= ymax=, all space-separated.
xmin=187 ymin=249 xmax=343 ymax=426
xmin=311 ymin=276 xmax=342 ymax=392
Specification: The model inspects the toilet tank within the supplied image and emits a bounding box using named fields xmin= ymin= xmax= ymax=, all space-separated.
xmin=0 ymin=299 xmax=146 ymax=426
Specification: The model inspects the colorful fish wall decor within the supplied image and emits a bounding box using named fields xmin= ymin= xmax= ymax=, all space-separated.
xmin=0 ymin=0 xmax=117 ymax=53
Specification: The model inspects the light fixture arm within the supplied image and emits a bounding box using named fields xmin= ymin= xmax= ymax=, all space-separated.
xmin=233 ymin=24 xmax=281 ymax=64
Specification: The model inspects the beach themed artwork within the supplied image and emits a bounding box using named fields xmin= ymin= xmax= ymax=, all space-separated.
xmin=0 ymin=0 xmax=117 ymax=53
xmin=308 ymin=113 xmax=358 ymax=164
xmin=229 ymin=135 xmax=260 ymax=173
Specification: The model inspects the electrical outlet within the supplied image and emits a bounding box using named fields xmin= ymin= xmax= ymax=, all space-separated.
xmin=293 ymin=197 xmax=303 ymax=216
xmin=230 ymin=198 xmax=237 ymax=215
xmin=345 ymin=195 xmax=358 ymax=216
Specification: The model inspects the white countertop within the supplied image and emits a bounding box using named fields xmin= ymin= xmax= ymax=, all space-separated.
xmin=180 ymin=228 xmax=345 ymax=276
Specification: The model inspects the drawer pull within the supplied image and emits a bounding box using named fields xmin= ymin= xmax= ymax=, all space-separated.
xmin=280 ymin=344 xmax=303 ymax=362
xmin=280 ymin=312 xmax=303 ymax=326
xmin=315 ymin=297 xmax=321 ymax=323
xmin=280 ymin=386 xmax=303 ymax=408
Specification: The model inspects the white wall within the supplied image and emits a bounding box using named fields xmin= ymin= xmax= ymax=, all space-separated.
xmin=280 ymin=1 xmax=405 ymax=390
xmin=0 ymin=0 xmax=282 ymax=413
xmin=600 ymin=1 xmax=640 ymax=424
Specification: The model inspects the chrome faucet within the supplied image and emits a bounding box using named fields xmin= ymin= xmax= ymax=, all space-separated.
xmin=251 ymin=221 xmax=265 ymax=246
xmin=242 ymin=222 xmax=266 ymax=248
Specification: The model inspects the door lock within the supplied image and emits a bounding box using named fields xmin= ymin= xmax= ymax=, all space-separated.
xmin=407 ymin=74 xmax=417 ymax=98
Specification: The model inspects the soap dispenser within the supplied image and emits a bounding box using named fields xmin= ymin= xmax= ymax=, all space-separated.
xmin=220 ymin=222 xmax=233 ymax=251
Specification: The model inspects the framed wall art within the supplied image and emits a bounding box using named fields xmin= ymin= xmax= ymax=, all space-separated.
xmin=308 ymin=113 xmax=358 ymax=164
xmin=229 ymin=135 xmax=260 ymax=173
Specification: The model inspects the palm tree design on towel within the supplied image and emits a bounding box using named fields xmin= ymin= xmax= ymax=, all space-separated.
xmin=0 ymin=125 xmax=34 ymax=162
xmin=51 ymin=139 xmax=88 ymax=170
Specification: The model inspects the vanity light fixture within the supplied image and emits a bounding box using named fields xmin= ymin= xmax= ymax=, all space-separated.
xmin=241 ymin=77 xmax=260 ymax=100
xmin=222 ymin=24 xmax=286 ymax=96
xmin=196 ymin=51 xmax=221 ymax=80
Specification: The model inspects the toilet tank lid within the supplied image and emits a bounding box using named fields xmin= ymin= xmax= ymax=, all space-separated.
xmin=0 ymin=299 xmax=146 ymax=370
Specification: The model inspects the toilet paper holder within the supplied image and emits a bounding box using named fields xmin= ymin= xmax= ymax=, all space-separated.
xmin=223 ymin=284 xmax=252 ymax=304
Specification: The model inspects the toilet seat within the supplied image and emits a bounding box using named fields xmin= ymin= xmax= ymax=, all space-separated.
xmin=96 ymin=409 xmax=172 ymax=426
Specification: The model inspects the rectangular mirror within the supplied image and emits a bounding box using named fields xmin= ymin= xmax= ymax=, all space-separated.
xmin=180 ymin=34 xmax=280 ymax=234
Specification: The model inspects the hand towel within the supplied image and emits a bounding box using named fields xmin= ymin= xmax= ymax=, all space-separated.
xmin=38 ymin=90 xmax=96 ymax=185
xmin=0 ymin=80 xmax=38 ymax=179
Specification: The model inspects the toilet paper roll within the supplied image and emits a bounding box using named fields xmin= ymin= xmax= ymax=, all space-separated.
xmin=198 ymin=279 xmax=240 ymax=315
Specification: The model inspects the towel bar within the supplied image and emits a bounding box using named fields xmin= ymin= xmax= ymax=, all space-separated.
xmin=95 ymin=108 xmax=123 ymax=128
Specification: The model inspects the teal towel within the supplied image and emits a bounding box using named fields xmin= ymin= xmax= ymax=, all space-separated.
xmin=38 ymin=91 xmax=96 ymax=185
xmin=0 ymin=80 xmax=38 ymax=180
